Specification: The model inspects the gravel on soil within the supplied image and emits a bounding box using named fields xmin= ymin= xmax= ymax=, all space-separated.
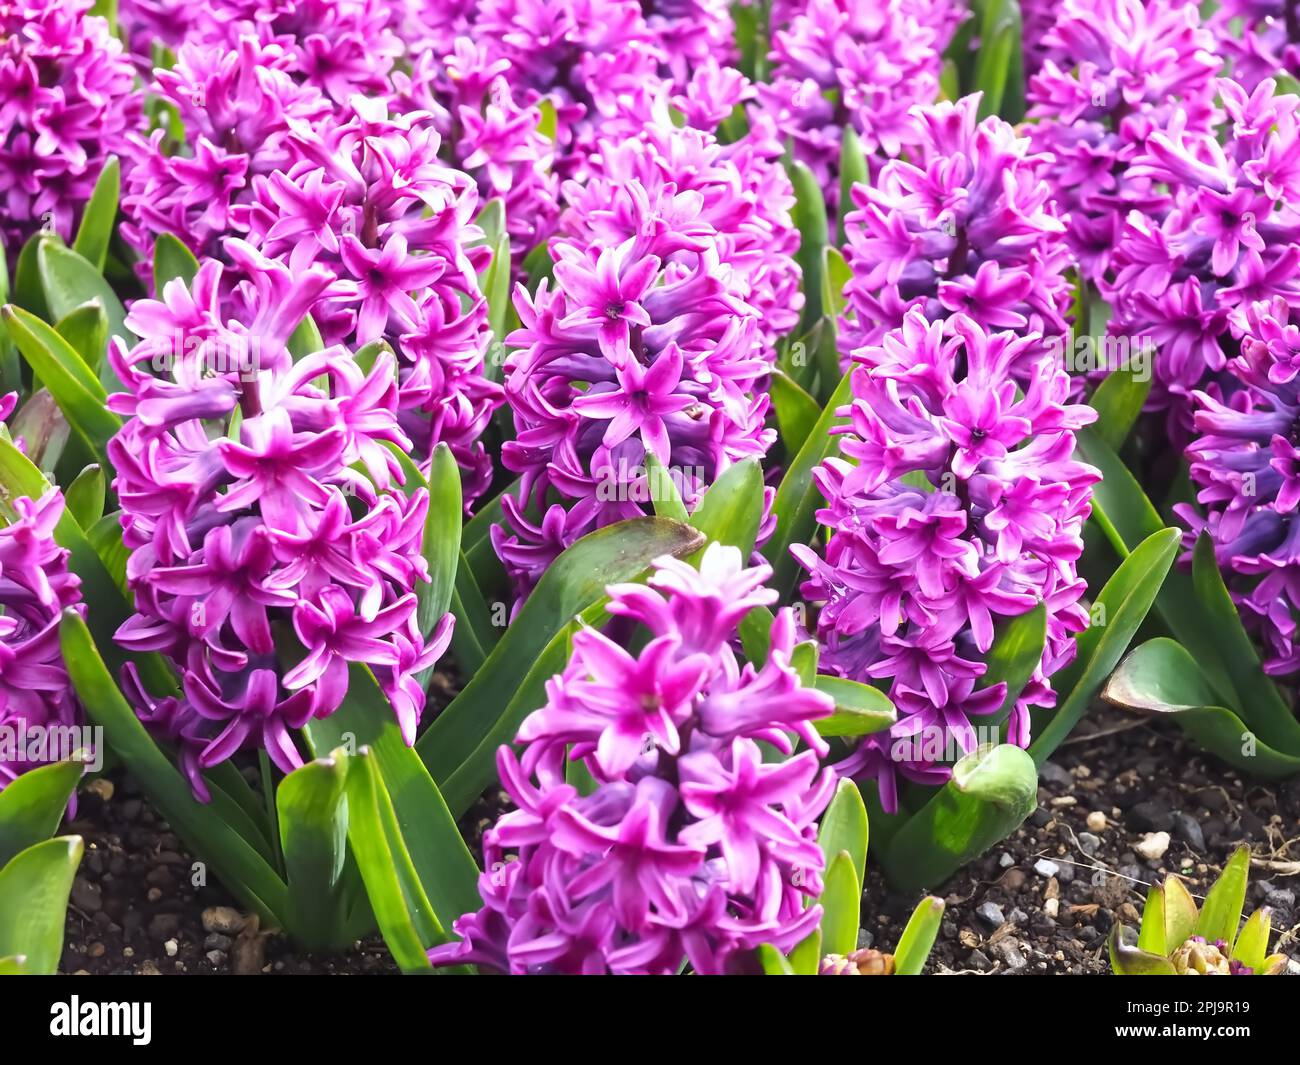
xmin=61 ymin=707 xmax=1298 ymax=975
xmin=861 ymin=709 xmax=1300 ymax=975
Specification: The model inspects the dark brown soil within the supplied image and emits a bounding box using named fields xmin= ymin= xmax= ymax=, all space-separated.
xmin=60 ymin=708 xmax=1300 ymax=975
xmin=60 ymin=770 xmax=397 ymax=975
xmin=862 ymin=709 xmax=1300 ymax=975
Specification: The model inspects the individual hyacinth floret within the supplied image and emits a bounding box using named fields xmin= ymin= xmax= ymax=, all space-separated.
xmin=0 ymin=0 xmax=142 ymax=260
xmin=1025 ymin=0 xmax=1219 ymax=281
xmin=429 ymin=544 xmax=836 ymax=975
xmin=796 ymin=311 xmax=1099 ymax=811
xmin=106 ymin=245 xmax=451 ymax=797
xmin=842 ymin=95 xmax=1072 ymax=355
xmin=0 ymin=488 xmax=85 ymax=791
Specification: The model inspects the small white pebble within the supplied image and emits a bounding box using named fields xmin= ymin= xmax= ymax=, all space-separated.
xmin=1034 ymin=858 xmax=1059 ymax=877
xmin=1086 ymin=811 xmax=1107 ymax=832
xmin=999 ymin=852 xmax=1015 ymax=868
xmin=1136 ymin=831 xmax=1171 ymax=861
xmin=1044 ymin=898 xmax=1060 ymax=919
xmin=164 ymin=939 xmax=178 ymax=958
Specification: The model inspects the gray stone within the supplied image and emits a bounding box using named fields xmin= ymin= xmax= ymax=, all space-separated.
xmin=1172 ymin=811 xmax=1205 ymax=852
xmin=976 ymin=901 xmax=1006 ymax=928
xmin=1131 ymin=800 xmax=1173 ymax=832
xmin=1078 ymin=832 xmax=1101 ymax=856
xmin=992 ymin=939 xmax=1027 ymax=970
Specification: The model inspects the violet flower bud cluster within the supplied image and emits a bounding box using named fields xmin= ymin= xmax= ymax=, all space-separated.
xmin=106 ymin=248 xmax=450 ymax=797
xmin=1026 ymin=0 xmax=1219 ymax=282
xmin=1105 ymin=78 xmax=1300 ymax=437
xmin=797 ymin=310 xmax=1099 ymax=810
xmin=0 ymin=0 xmax=142 ymax=261
xmin=0 ymin=490 xmax=85 ymax=791
xmin=429 ymin=544 xmax=836 ymax=975
xmin=1178 ymin=295 xmax=1300 ymax=679
xmin=756 ymin=0 xmax=961 ymax=199
xmin=841 ymin=96 xmax=1072 ymax=355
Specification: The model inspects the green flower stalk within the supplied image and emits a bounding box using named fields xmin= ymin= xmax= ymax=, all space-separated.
xmin=1109 ymin=846 xmax=1289 ymax=976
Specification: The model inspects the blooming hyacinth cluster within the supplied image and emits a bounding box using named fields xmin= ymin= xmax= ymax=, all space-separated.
xmin=1177 ymin=296 xmax=1300 ymax=678
xmin=0 ymin=0 xmax=141 ymax=260
xmin=117 ymin=0 xmax=412 ymax=102
xmin=431 ymin=0 xmax=738 ymax=189
xmin=124 ymin=40 xmax=501 ymax=502
xmin=842 ymin=96 xmax=1072 ymax=354
xmin=1106 ymin=78 xmax=1300 ymax=436
xmin=453 ymin=0 xmax=666 ymax=185
xmin=1209 ymin=1 xmax=1300 ymax=92
xmin=559 ymin=109 xmax=802 ymax=354
xmin=395 ymin=38 xmax=561 ymax=269
xmin=1026 ymin=0 xmax=1219 ymax=282
xmin=0 ymin=488 xmax=85 ymax=791
xmin=429 ymin=545 xmax=835 ymax=975
xmin=493 ymin=120 xmax=785 ymax=595
xmin=757 ymin=0 xmax=961 ymax=198
xmin=234 ymin=97 xmax=501 ymax=501
xmin=796 ymin=311 xmax=1099 ymax=810
xmin=120 ymin=35 xmax=332 ymax=265
xmin=105 ymin=247 xmax=450 ymax=797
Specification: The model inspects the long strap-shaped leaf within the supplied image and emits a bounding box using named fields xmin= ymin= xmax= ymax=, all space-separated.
xmin=763 ymin=369 xmax=854 ymax=599
xmin=1028 ymin=526 xmax=1179 ymax=762
xmin=0 ymin=759 xmax=84 ymax=868
xmin=343 ymin=748 xmax=439 ymax=973
xmin=1 ymin=304 xmax=121 ymax=465
xmin=61 ymin=611 xmax=289 ymax=925
xmin=417 ymin=517 xmax=703 ymax=783
xmin=303 ymin=664 xmax=482 ymax=928
xmin=1103 ymin=638 xmax=1300 ymax=776
xmin=881 ymin=743 xmax=1038 ymax=892
xmin=1076 ymin=426 xmax=1300 ymax=752
xmin=0 ymin=836 xmax=83 ymax=975
xmin=276 ymin=751 xmax=356 ymax=952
